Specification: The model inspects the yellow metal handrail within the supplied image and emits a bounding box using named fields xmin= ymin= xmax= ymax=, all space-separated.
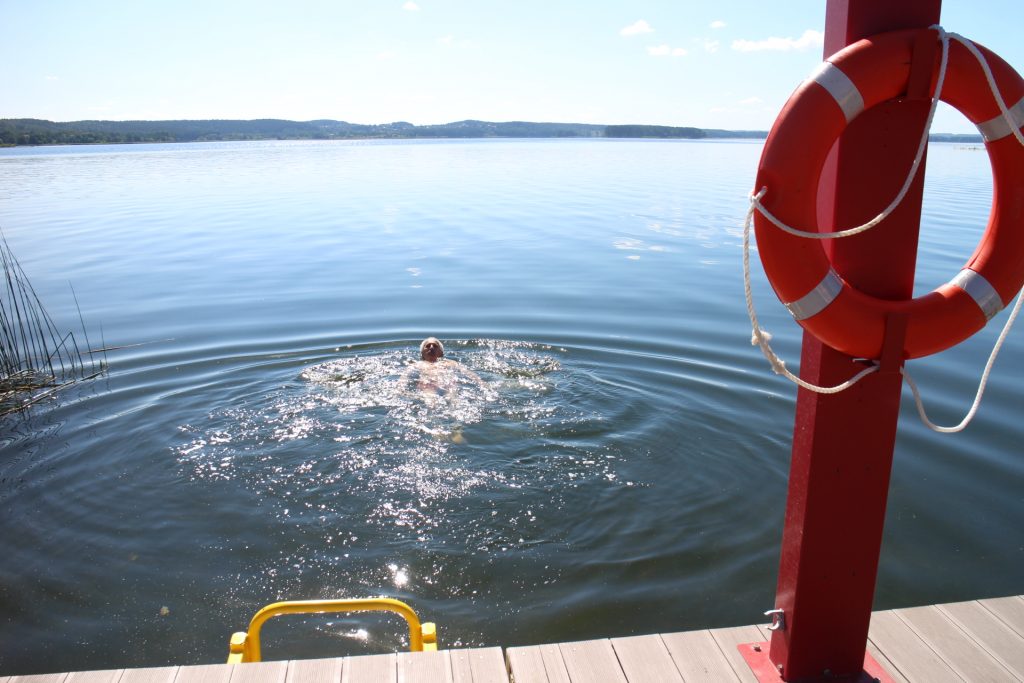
xmin=227 ymin=598 xmax=437 ymax=663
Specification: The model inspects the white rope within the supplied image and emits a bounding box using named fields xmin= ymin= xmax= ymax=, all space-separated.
xmin=898 ymin=29 xmax=1024 ymax=432
xmin=903 ymin=285 xmax=1024 ymax=432
xmin=743 ymin=188 xmax=880 ymax=394
xmin=744 ymin=25 xmax=1024 ymax=427
xmin=948 ymin=31 xmax=1024 ymax=148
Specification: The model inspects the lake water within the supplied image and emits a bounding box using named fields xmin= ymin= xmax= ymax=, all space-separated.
xmin=0 ymin=139 xmax=1021 ymax=675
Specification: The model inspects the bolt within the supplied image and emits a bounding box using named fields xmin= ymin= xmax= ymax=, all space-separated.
xmin=776 ymin=663 xmax=784 ymax=675
xmin=823 ymin=669 xmax=833 ymax=679
xmin=753 ymin=644 xmax=762 ymax=652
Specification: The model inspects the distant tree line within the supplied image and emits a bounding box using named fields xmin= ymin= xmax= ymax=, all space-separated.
xmin=0 ymin=119 xmax=362 ymax=146
xmin=0 ymin=118 xmax=610 ymax=146
xmin=604 ymin=125 xmax=707 ymax=139
xmin=0 ymin=118 xmax=757 ymax=147
xmin=0 ymin=119 xmax=981 ymax=147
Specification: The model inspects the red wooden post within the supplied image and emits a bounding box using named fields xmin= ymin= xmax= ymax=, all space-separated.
xmin=743 ymin=1 xmax=942 ymax=681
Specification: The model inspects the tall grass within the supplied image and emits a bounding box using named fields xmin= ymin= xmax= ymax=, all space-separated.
xmin=0 ymin=235 xmax=105 ymax=416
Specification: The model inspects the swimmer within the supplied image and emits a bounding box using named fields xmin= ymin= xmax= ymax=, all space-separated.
xmin=401 ymin=338 xmax=492 ymax=444
xmin=401 ymin=337 xmax=487 ymax=395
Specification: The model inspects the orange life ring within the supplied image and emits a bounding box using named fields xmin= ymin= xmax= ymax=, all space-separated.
xmin=754 ymin=28 xmax=1024 ymax=360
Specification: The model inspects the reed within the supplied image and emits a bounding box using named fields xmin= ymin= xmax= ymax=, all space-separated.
xmin=0 ymin=235 xmax=105 ymax=416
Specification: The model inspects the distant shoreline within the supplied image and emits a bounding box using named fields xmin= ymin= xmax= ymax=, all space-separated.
xmin=0 ymin=118 xmax=983 ymax=147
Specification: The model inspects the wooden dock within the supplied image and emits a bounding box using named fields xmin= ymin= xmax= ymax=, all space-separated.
xmin=4 ymin=596 xmax=1023 ymax=683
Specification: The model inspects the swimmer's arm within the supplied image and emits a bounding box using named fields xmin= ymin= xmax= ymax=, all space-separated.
xmin=457 ymin=363 xmax=488 ymax=390
xmin=398 ymin=363 xmax=419 ymax=392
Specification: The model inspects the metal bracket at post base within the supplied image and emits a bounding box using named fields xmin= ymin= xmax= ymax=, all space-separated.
xmin=737 ymin=643 xmax=895 ymax=683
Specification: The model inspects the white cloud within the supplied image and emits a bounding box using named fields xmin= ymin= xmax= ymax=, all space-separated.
xmin=621 ymin=20 xmax=654 ymax=36
xmin=739 ymin=96 xmax=763 ymax=105
xmin=648 ymin=45 xmax=688 ymax=57
xmin=402 ymin=1 xmax=420 ymax=10
xmin=437 ymin=34 xmax=454 ymax=45
xmin=703 ymin=39 xmax=720 ymax=53
xmin=732 ymin=29 xmax=823 ymax=52
xmin=377 ymin=50 xmax=397 ymax=60
xmin=710 ymin=20 xmax=726 ymax=29
xmin=45 ymin=75 xmax=60 ymax=81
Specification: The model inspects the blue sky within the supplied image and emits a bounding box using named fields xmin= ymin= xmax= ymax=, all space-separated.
xmin=3 ymin=1 xmax=1021 ymax=133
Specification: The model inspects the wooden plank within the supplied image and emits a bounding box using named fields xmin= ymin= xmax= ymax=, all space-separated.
xmin=66 ymin=671 xmax=122 ymax=683
xmin=856 ymin=626 xmax=913 ymax=683
xmin=864 ymin=639 xmax=908 ymax=683
xmin=119 ymin=668 xmax=179 ymax=683
xmin=396 ymin=651 xmax=451 ymax=683
xmin=449 ymin=651 xmax=472 ymax=683
xmin=981 ymin=595 xmax=1024 ymax=637
xmin=505 ymin=647 xmax=549 ymax=683
xmin=661 ymin=629 xmax=741 ymax=683
xmin=609 ymin=634 xmax=683 ymax=682
xmin=867 ymin=610 xmax=960 ymax=682
xmin=537 ymin=645 xmax=570 ymax=683
xmin=939 ymin=601 xmax=1024 ymax=679
xmin=230 ymin=662 xmax=288 ymax=683
xmin=556 ymin=640 xmax=626 ymax=683
xmin=505 ymin=644 xmax=570 ymax=683
xmin=448 ymin=648 xmax=506 ymax=683
xmin=10 ymin=675 xmax=69 ymax=683
xmin=341 ymin=654 xmax=395 ymax=683
xmin=897 ymin=605 xmax=1017 ymax=682
xmin=176 ymin=665 xmax=235 ymax=683
xmin=708 ymin=625 xmax=767 ymax=683
xmin=286 ymin=658 xmax=343 ymax=683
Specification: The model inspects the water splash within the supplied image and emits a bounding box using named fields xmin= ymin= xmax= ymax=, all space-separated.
xmin=172 ymin=340 xmax=592 ymax=537
xmin=171 ymin=339 xmax=645 ymax=650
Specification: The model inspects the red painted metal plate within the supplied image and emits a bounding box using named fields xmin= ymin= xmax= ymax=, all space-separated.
xmin=738 ymin=642 xmax=896 ymax=683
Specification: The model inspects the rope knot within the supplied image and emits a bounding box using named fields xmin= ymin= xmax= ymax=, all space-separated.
xmin=768 ymin=357 xmax=787 ymax=375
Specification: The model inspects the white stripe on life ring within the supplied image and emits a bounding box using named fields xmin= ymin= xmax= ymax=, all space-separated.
xmin=976 ymin=96 xmax=1024 ymax=142
xmin=809 ymin=62 xmax=865 ymax=123
xmin=950 ymin=268 xmax=1003 ymax=321
xmin=785 ymin=269 xmax=844 ymax=321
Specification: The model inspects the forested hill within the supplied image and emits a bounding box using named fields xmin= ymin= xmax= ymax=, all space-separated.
xmin=0 ymin=119 xmax=981 ymax=146
xmin=1 ymin=118 xmax=761 ymax=146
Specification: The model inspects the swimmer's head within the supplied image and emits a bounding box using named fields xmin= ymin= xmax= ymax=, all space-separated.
xmin=420 ymin=337 xmax=444 ymax=362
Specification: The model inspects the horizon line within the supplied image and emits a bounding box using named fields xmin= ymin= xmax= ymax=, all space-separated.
xmin=0 ymin=117 xmax=985 ymax=138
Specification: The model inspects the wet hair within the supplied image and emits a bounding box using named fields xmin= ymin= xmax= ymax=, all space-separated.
xmin=419 ymin=337 xmax=444 ymax=358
